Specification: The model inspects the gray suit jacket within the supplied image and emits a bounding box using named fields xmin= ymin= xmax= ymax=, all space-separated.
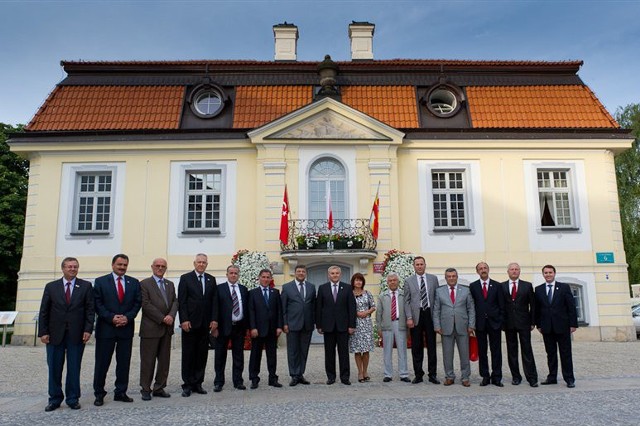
xmin=376 ymin=289 xmax=407 ymax=331
xmin=139 ymin=276 xmax=178 ymax=338
xmin=404 ymin=273 xmax=438 ymax=324
xmin=281 ymin=280 xmax=316 ymax=332
xmin=433 ymin=284 xmax=476 ymax=335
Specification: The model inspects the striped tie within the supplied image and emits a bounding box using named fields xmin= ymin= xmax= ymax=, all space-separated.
xmin=420 ymin=276 xmax=428 ymax=308
xmin=231 ymin=285 xmax=240 ymax=316
xmin=391 ymin=291 xmax=397 ymax=321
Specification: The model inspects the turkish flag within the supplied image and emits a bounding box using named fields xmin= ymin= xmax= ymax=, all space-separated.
xmin=279 ymin=186 xmax=289 ymax=245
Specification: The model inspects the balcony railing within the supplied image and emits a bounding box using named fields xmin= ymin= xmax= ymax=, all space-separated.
xmin=281 ymin=218 xmax=377 ymax=252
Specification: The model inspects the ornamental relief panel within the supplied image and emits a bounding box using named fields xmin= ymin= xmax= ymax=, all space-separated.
xmin=269 ymin=110 xmax=389 ymax=140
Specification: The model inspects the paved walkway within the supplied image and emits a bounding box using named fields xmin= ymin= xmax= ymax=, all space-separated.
xmin=0 ymin=340 xmax=639 ymax=425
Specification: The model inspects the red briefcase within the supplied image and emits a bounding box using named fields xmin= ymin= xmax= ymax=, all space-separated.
xmin=469 ymin=335 xmax=479 ymax=362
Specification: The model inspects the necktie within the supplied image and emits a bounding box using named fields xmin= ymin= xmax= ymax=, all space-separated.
xmin=263 ymin=287 xmax=269 ymax=305
xmin=199 ymin=275 xmax=205 ymax=295
xmin=65 ymin=282 xmax=71 ymax=305
xmin=117 ymin=276 xmax=125 ymax=303
xmin=450 ymin=286 xmax=455 ymax=304
xmin=391 ymin=291 xmax=397 ymax=321
xmin=482 ymin=281 xmax=488 ymax=300
xmin=511 ymin=282 xmax=517 ymax=301
xmin=159 ymin=279 xmax=169 ymax=306
xmin=231 ymin=285 xmax=240 ymax=316
xmin=420 ymin=276 xmax=428 ymax=308
xmin=299 ymin=282 xmax=305 ymax=299
xmin=547 ymin=284 xmax=553 ymax=303
xmin=332 ymin=284 xmax=338 ymax=302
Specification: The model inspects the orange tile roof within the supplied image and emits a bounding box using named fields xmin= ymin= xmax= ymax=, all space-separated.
xmin=341 ymin=86 xmax=419 ymax=128
xmin=27 ymin=85 xmax=184 ymax=131
xmin=232 ymin=86 xmax=312 ymax=128
xmin=467 ymin=85 xmax=618 ymax=128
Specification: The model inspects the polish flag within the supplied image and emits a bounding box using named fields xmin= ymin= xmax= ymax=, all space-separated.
xmin=327 ymin=190 xmax=333 ymax=231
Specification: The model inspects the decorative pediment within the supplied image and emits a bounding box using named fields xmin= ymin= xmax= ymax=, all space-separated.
xmin=269 ymin=110 xmax=389 ymax=140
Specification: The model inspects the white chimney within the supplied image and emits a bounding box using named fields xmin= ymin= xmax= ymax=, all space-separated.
xmin=273 ymin=23 xmax=298 ymax=61
xmin=348 ymin=21 xmax=375 ymax=60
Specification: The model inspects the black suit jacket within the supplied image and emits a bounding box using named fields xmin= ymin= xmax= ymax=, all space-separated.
xmin=469 ymin=278 xmax=504 ymax=331
xmin=534 ymin=281 xmax=578 ymax=334
xmin=315 ymin=281 xmax=357 ymax=333
xmin=38 ymin=278 xmax=95 ymax=345
xmin=94 ymin=273 xmax=142 ymax=339
xmin=248 ymin=286 xmax=284 ymax=337
xmin=213 ymin=281 xmax=249 ymax=336
xmin=178 ymin=271 xmax=217 ymax=329
xmin=501 ymin=279 xmax=536 ymax=331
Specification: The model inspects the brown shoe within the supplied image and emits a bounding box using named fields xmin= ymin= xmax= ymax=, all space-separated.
xmin=462 ymin=380 xmax=470 ymax=387
xmin=443 ymin=378 xmax=454 ymax=386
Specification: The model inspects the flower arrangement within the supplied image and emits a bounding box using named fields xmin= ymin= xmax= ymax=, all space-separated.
xmin=379 ymin=249 xmax=415 ymax=291
xmin=295 ymin=231 xmax=365 ymax=250
xmin=231 ymin=249 xmax=271 ymax=290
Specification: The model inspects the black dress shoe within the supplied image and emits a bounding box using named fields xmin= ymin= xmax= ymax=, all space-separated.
xmin=400 ymin=377 xmax=411 ymax=383
xmin=493 ymin=381 xmax=504 ymax=387
xmin=428 ymin=376 xmax=441 ymax=385
xmin=511 ymin=378 xmax=522 ymax=385
xmin=94 ymin=396 xmax=104 ymax=406
xmin=153 ymin=390 xmax=171 ymax=398
xmin=114 ymin=393 xmax=134 ymax=402
xmin=269 ymin=381 xmax=283 ymax=388
xmin=480 ymin=377 xmax=491 ymax=386
xmin=529 ymin=382 xmax=539 ymax=388
xmin=213 ymin=385 xmax=223 ymax=393
xmin=341 ymin=379 xmax=351 ymax=385
xmin=383 ymin=377 xmax=392 ymax=382
xmin=45 ymin=403 xmax=60 ymax=412
xmin=298 ymin=376 xmax=310 ymax=385
xmin=541 ymin=379 xmax=557 ymax=385
xmin=234 ymin=384 xmax=246 ymax=390
xmin=181 ymin=389 xmax=192 ymax=397
xmin=141 ymin=391 xmax=152 ymax=401
xmin=326 ymin=379 xmax=335 ymax=385
xmin=567 ymin=381 xmax=576 ymax=388
xmin=289 ymin=378 xmax=299 ymax=387
xmin=250 ymin=380 xmax=259 ymax=389
xmin=411 ymin=377 xmax=424 ymax=384
xmin=67 ymin=402 xmax=81 ymax=410
xmin=193 ymin=385 xmax=208 ymax=394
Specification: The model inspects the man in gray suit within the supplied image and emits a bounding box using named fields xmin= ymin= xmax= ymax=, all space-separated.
xmin=404 ymin=256 xmax=440 ymax=384
xmin=433 ymin=268 xmax=476 ymax=387
xmin=376 ymin=273 xmax=410 ymax=383
xmin=139 ymin=258 xmax=178 ymax=400
xmin=281 ymin=265 xmax=316 ymax=386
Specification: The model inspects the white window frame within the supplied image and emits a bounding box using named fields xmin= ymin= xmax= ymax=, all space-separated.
xmin=308 ymin=156 xmax=348 ymax=223
xmin=426 ymin=165 xmax=473 ymax=232
xmin=71 ymin=167 xmax=116 ymax=235
xmin=536 ymin=168 xmax=577 ymax=230
xmin=569 ymin=284 xmax=587 ymax=325
xmin=181 ymin=165 xmax=227 ymax=235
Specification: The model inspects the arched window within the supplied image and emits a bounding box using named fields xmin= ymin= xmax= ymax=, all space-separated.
xmin=308 ymin=157 xmax=347 ymax=221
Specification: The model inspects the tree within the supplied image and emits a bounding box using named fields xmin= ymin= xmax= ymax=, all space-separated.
xmin=0 ymin=123 xmax=27 ymax=310
xmin=614 ymin=104 xmax=640 ymax=287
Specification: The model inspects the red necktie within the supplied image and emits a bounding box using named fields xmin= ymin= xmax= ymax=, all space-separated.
xmin=65 ymin=282 xmax=71 ymax=305
xmin=391 ymin=291 xmax=397 ymax=321
xmin=450 ymin=287 xmax=455 ymax=304
xmin=117 ymin=276 xmax=125 ymax=303
xmin=482 ymin=282 xmax=488 ymax=300
xmin=511 ymin=282 xmax=517 ymax=301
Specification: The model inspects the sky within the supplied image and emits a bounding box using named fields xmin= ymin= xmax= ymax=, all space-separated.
xmin=1 ymin=0 xmax=639 ymax=126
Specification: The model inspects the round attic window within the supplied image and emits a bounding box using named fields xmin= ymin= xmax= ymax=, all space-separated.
xmin=426 ymin=86 xmax=461 ymax=117
xmin=189 ymin=84 xmax=227 ymax=118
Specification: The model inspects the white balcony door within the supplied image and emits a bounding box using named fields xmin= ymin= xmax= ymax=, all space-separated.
xmin=308 ymin=157 xmax=347 ymax=224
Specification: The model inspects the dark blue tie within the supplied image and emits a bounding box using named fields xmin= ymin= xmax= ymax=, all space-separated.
xmin=263 ymin=288 xmax=269 ymax=306
xmin=547 ymin=284 xmax=553 ymax=303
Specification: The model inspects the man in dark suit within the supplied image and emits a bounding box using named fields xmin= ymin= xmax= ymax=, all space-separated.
xmin=404 ymin=256 xmax=440 ymax=384
xmin=38 ymin=257 xmax=94 ymax=412
xmin=93 ymin=253 xmax=142 ymax=406
xmin=248 ymin=269 xmax=284 ymax=389
xmin=469 ymin=262 xmax=504 ymax=387
xmin=139 ymin=258 xmax=178 ymax=400
xmin=315 ymin=265 xmax=356 ymax=385
xmin=281 ymin=264 xmax=316 ymax=386
xmin=177 ymin=253 xmax=217 ymax=397
xmin=211 ymin=264 xmax=249 ymax=392
xmin=501 ymin=262 xmax=539 ymax=387
xmin=535 ymin=264 xmax=578 ymax=388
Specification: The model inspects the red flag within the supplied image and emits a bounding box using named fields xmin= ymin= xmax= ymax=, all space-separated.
xmin=369 ymin=182 xmax=380 ymax=240
xmin=279 ymin=186 xmax=289 ymax=245
xmin=327 ymin=190 xmax=333 ymax=231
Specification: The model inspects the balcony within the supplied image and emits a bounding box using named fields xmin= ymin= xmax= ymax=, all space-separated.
xmin=280 ymin=218 xmax=377 ymax=253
